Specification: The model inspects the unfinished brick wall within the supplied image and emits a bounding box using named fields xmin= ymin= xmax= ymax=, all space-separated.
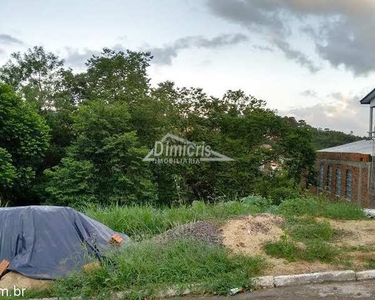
xmin=313 ymin=152 xmax=371 ymax=207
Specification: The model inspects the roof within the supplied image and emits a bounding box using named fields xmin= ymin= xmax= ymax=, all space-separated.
xmin=360 ymin=88 xmax=375 ymax=104
xmin=318 ymin=139 xmax=373 ymax=155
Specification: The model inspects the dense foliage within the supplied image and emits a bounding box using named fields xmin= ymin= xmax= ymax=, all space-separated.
xmin=0 ymin=46 xmax=323 ymax=206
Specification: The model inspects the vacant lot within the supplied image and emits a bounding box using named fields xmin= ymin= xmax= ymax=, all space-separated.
xmin=19 ymin=197 xmax=375 ymax=299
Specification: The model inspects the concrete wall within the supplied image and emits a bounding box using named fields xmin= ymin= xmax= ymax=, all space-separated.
xmin=314 ymin=152 xmax=372 ymax=207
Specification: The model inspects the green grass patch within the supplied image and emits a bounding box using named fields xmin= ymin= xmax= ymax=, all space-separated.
xmin=279 ymin=197 xmax=365 ymax=220
xmin=364 ymin=257 xmax=375 ymax=269
xmin=286 ymin=217 xmax=334 ymax=242
xmin=302 ymin=240 xmax=340 ymax=263
xmin=52 ymin=239 xmax=266 ymax=299
xmin=265 ymin=236 xmax=340 ymax=263
xmin=264 ymin=235 xmax=299 ymax=262
xmin=83 ymin=199 xmax=267 ymax=240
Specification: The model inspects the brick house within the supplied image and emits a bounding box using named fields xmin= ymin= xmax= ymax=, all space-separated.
xmin=313 ymin=88 xmax=375 ymax=208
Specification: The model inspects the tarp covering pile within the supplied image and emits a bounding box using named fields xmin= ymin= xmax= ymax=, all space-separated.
xmin=0 ymin=206 xmax=129 ymax=279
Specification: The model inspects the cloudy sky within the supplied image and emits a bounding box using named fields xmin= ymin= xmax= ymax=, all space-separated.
xmin=1 ymin=0 xmax=374 ymax=135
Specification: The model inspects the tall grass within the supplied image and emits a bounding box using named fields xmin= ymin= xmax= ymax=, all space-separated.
xmin=53 ymin=239 xmax=266 ymax=299
xmin=279 ymin=196 xmax=365 ymax=220
xmin=83 ymin=196 xmax=365 ymax=240
xmin=83 ymin=199 xmax=267 ymax=239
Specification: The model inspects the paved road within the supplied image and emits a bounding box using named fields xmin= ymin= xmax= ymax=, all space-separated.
xmin=177 ymin=280 xmax=375 ymax=299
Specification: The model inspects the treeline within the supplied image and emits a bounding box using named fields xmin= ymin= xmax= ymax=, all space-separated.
xmin=283 ymin=117 xmax=364 ymax=150
xmin=310 ymin=128 xmax=363 ymax=150
xmin=0 ymin=47 xmax=317 ymax=207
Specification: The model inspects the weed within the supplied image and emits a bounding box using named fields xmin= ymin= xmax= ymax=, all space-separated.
xmin=302 ymin=240 xmax=340 ymax=263
xmin=279 ymin=197 xmax=365 ymax=220
xmin=264 ymin=235 xmax=299 ymax=262
xmin=287 ymin=218 xmax=334 ymax=241
xmin=52 ymin=239 xmax=266 ymax=298
xmin=83 ymin=201 xmax=266 ymax=240
xmin=365 ymin=257 xmax=375 ymax=269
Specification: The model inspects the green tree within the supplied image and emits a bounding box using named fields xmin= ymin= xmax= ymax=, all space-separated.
xmin=0 ymin=84 xmax=50 ymax=204
xmin=44 ymin=100 xmax=156 ymax=206
xmin=0 ymin=47 xmax=77 ymax=198
xmin=0 ymin=46 xmax=66 ymax=111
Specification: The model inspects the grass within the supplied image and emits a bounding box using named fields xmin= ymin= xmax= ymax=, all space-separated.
xmin=82 ymin=196 xmax=364 ymax=241
xmin=265 ymin=214 xmax=340 ymax=263
xmin=51 ymin=239 xmax=266 ymax=299
xmin=83 ymin=199 xmax=269 ymax=240
xmin=364 ymin=257 xmax=375 ymax=269
xmin=264 ymin=236 xmax=340 ymax=263
xmin=264 ymin=235 xmax=299 ymax=262
xmin=279 ymin=196 xmax=365 ymax=220
xmin=286 ymin=217 xmax=334 ymax=241
xmin=19 ymin=196 xmax=366 ymax=299
xmin=302 ymin=240 xmax=340 ymax=262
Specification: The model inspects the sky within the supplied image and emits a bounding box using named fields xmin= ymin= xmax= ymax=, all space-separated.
xmin=0 ymin=0 xmax=374 ymax=136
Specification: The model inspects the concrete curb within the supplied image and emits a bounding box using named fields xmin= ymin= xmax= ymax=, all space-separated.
xmin=30 ymin=269 xmax=375 ymax=299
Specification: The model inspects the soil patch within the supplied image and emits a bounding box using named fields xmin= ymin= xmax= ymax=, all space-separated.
xmin=323 ymin=218 xmax=375 ymax=248
xmin=221 ymin=214 xmax=375 ymax=275
xmin=154 ymin=221 xmax=222 ymax=245
xmin=221 ymin=213 xmax=284 ymax=255
xmin=0 ymin=271 xmax=51 ymax=290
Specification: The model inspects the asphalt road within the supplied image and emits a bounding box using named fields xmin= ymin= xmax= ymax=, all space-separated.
xmin=177 ymin=280 xmax=375 ymax=300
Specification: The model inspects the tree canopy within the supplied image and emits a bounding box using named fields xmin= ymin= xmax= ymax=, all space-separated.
xmin=0 ymin=46 xmax=351 ymax=206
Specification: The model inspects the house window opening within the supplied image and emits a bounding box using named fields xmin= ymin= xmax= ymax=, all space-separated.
xmin=346 ymin=170 xmax=353 ymax=200
xmin=336 ymin=168 xmax=341 ymax=197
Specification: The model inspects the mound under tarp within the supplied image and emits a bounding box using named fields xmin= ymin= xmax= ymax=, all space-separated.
xmin=0 ymin=206 xmax=129 ymax=280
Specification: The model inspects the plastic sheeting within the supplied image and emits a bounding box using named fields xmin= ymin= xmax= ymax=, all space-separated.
xmin=0 ymin=206 xmax=129 ymax=279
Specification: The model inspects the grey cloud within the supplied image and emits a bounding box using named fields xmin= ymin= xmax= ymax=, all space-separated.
xmin=206 ymin=0 xmax=375 ymax=76
xmin=64 ymin=48 xmax=101 ymax=68
xmin=0 ymin=34 xmax=23 ymax=45
xmin=252 ymin=44 xmax=273 ymax=52
xmin=281 ymin=92 xmax=368 ymax=135
xmin=148 ymin=33 xmax=248 ymax=65
xmin=300 ymin=89 xmax=317 ymax=97
xmin=64 ymin=34 xmax=248 ymax=68
xmin=272 ymin=37 xmax=319 ymax=73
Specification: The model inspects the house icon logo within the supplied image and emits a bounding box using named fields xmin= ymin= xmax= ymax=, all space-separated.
xmin=143 ymin=133 xmax=234 ymax=164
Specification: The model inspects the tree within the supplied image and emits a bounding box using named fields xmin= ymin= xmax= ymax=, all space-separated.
xmin=0 ymin=46 xmax=66 ymax=111
xmin=0 ymin=47 xmax=77 ymax=184
xmin=82 ymin=48 xmax=152 ymax=104
xmin=0 ymin=84 xmax=50 ymax=204
xmin=44 ymin=100 xmax=156 ymax=206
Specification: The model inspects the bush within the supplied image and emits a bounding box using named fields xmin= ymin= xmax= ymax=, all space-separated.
xmin=53 ymin=239 xmax=266 ymax=298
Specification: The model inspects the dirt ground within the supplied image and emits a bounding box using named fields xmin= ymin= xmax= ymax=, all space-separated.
xmin=154 ymin=221 xmax=223 ymax=245
xmin=0 ymin=271 xmax=51 ymax=290
xmin=220 ymin=214 xmax=375 ymax=275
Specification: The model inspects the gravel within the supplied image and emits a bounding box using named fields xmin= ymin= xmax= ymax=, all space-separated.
xmin=153 ymin=221 xmax=223 ymax=245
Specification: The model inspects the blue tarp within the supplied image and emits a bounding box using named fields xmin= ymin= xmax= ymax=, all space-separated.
xmin=0 ymin=206 xmax=129 ymax=279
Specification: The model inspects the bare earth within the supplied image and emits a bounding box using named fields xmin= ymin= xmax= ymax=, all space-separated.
xmin=221 ymin=214 xmax=375 ymax=275
xmin=0 ymin=271 xmax=51 ymax=290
